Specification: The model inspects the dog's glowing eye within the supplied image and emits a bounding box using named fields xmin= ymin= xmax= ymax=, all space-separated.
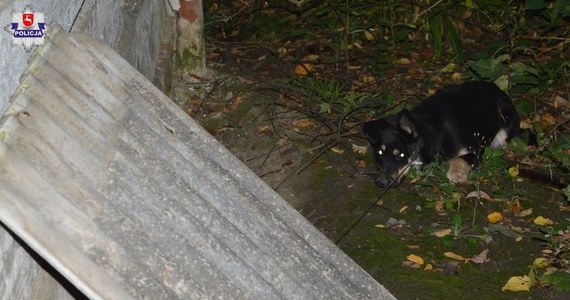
xmin=399 ymin=153 xmax=405 ymax=158
xmin=378 ymin=150 xmax=383 ymax=155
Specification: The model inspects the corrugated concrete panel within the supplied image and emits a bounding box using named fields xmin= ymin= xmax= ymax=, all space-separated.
xmin=0 ymin=24 xmax=395 ymax=299
xmin=0 ymin=226 xmax=75 ymax=300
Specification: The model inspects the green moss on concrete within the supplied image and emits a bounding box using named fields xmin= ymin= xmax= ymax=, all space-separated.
xmin=177 ymin=48 xmax=204 ymax=74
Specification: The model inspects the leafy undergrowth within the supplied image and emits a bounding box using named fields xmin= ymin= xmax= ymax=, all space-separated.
xmin=178 ymin=0 xmax=570 ymax=298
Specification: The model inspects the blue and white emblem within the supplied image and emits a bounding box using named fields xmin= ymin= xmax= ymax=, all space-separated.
xmin=5 ymin=6 xmax=48 ymax=52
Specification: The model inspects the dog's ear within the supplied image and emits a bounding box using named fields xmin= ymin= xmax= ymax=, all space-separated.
xmin=362 ymin=119 xmax=384 ymax=144
xmin=398 ymin=109 xmax=418 ymax=137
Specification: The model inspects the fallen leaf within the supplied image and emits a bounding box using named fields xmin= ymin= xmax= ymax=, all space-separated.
xmin=533 ymin=257 xmax=549 ymax=268
xmin=508 ymin=164 xmax=519 ymax=177
xmin=364 ymin=30 xmax=375 ymax=41
xmin=277 ymin=47 xmax=288 ymax=57
xmin=399 ymin=206 xmax=408 ymax=213
xmin=515 ymin=236 xmax=523 ymax=242
xmin=502 ymin=275 xmax=531 ymax=292
xmin=424 ymin=263 xmax=433 ymax=271
xmin=516 ymin=208 xmax=533 ymax=217
xmin=434 ymin=199 xmax=445 ymax=214
xmin=294 ymin=63 xmax=313 ymax=76
xmin=450 ymin=72 xmax=463 ymax=83
xmin=257 ymin=124 xmax=272 ymax=135
xmin=534 ymin=216 xmax=554 ymax=226
xmin=402 ymin=261 xmax=422 ymax=268
xmin=229 ymin=95 xmax=244 ymax=109
xmin=440 ymin=63 xmax=457 ymax=73
xmin=508 ymin=198 xmax=523 ymax=215
xmin=356 ymin=160 xmax=366 ymax=169
xmin=540 ymin=113 xmax=557 ymax=129
xmin=487 ymin=212 xmax=504 ymax=224
xmin=553 ymin=95 xmax=569 ymax=109
xmin=330 ymin=147 xmax=344 ymax=155
xmin=466 ymin=190 xmax=492 ymax=200
xmin=374 ymin=224 xmax=385 ymax=228
xmin=292 ymin=118 xmax=314 ymax=129
xmin=431 ymin=228 xmax=452 ymax=238
xmin=444 ymin=252 xmax=469 ymax=262
xmin=301 ymin=54 xmax=320 ymax=62
xmin=397 ymin=58 xmax=411 ymax=65
xmin=352 ymin=144 xmax=368 ymax=155
xmin=406 ymin=254 xmax=424 ymax=265
xmin=471 ymin=249 xmax=490 ymax=264
xmin=406 ymin=245 xmax=420 ymax=249
xmin=356 ymin=74 xmax=376 ymax=85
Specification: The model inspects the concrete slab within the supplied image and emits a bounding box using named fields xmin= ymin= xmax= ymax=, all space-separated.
xmin=0 ymin=23 xmax=395 ymax=299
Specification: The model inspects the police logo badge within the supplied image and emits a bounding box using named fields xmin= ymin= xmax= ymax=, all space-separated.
xmin=5 ymin=6 xmax=48 ymax=52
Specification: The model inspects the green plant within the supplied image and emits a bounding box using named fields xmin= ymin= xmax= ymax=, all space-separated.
xmin=531 ymin=218 xmax=570 ymax=291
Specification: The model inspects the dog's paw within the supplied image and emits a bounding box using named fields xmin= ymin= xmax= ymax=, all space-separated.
xmin=447 ymin=158 xmax=471 ymax=183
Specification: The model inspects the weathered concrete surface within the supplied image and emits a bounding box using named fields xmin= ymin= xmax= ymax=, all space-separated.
xmin=1 ymin=0 xmax=168 ymax=114
xmin=0 ymin=24 xmax=395 ymax=299
xmin=0 ymin=226 xmax=76 ymax=300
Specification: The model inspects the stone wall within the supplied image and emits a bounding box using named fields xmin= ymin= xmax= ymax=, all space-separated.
xmin=0 ymin=0 xmax=168 ymax=114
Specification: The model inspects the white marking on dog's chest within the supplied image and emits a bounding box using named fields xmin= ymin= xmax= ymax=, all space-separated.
xmin=490 ymin=129 xmax=508 ymax=148
xmin=409 ymin=157 xmax=423 ymax=166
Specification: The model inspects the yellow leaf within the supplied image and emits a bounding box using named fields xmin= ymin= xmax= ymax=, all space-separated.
xmin=534 ymin=216 xmax=554 ymax=226
xmin=431 ymin=228 xmax=452 ymax=238
xmin=508 ymin=164 xmax=519 ymax=177
xmin=444 ymin=252 xmax=469 ymax=262
xmin=301 ymin=54 xmax=320 ymax=61
xmin=294 ymin=63 xmax=313 ymax=76
xmin=450 ymin=72 xmax=463 ymax=83
xmin=487 ymin=212 xmax=504 ymax=224
xmin=424 ymin=263 xmax=433 ymax=271
xmin=502 ymin=275 xmax=531 ymax=292
xmin=515 ymin=236 xmax=523 ymax=242
xmin=359 ymin=74 xmax=376 ymax=84
xmin=440 ymin=63 xmax=457 ymax=73
xmin=399 ymin=206 xmax=408 ymax=213
xmin=397 ymin=58 xmax=411 ymax=65
xmin=364 ymin=30 xmax=374 ymax=41
xmin=533 ymin=257 xmax=549 ymax=268
xmin=277 ymin=47 xmax=288 ymax=57
xmin=374 ymin=224 xmax=385 ymax=228
xmin=406 ymin=254 xmax=424 ymax=265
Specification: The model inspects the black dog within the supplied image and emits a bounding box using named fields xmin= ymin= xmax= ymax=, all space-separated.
xmin=363 ymin=81 xmax=519 ymax=188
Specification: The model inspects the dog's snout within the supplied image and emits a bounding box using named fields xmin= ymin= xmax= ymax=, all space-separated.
xmin=375 ymin=173 xmax=400 ymax=188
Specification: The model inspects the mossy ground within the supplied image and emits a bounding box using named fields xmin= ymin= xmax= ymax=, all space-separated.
xmin=170 ymin=74 xmax=569 ymax=299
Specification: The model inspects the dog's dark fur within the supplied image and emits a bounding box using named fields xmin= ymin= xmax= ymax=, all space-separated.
xmin=363 ymin=81 xmax=520 ymax=188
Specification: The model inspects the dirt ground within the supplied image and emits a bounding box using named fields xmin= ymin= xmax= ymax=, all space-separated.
xmin=155 ymin=7 xmax=570 ymax=297
xmin=165 ymin=69 xmax=568 ymax=299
